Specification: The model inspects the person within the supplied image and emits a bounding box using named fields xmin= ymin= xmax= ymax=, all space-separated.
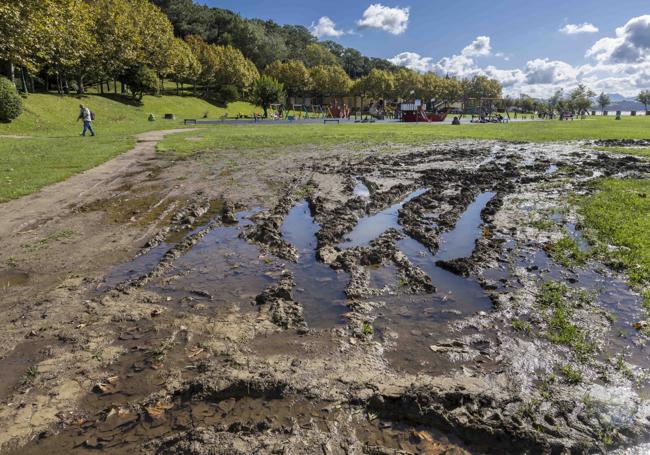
xmin=452 ymin=116 xmax=461 ymax=125
xmin=77 ymin=104 xmax=95 ymax=136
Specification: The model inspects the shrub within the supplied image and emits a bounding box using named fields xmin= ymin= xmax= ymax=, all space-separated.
xmin=0 ymin=76 xmax=23 ymax=122
xmin=122 ymin=66 xmax=159 ymax=101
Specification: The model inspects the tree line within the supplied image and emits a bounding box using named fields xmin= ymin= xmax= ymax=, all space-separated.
xmin=0 ymin=0 xmax=504 ymax=112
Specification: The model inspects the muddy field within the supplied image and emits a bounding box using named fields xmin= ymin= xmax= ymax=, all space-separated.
xmin=1 ymin=137 xmax=649 ymax=454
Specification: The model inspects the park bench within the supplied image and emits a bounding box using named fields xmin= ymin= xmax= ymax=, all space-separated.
xmin=324 ymin=119 xmax=339 ymax=124
xmin=184 ymin=119 xmax=197 ymax=125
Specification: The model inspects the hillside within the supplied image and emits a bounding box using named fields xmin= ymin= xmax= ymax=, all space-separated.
xmin=0 ymin=94 xmax=257 ymax=201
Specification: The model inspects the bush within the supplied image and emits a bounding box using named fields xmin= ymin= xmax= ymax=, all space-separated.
xmin=0 ymin=76 xmax=23 ymax=122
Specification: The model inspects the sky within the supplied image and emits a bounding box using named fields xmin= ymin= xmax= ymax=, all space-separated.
xmin=199 ymin=0 xmax=650 ymax=97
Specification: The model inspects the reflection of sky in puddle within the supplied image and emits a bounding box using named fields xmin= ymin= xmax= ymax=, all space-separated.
xmin=281 ymin=201 xmax=349 ymax=328
xmin=339 ymin=189 xmax=428 ymax=248
xmin=353 ymin=180 xmax=370 ymax=199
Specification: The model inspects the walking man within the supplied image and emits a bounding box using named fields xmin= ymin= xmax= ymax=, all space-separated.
xmin=77 ymin=104 xmax=95 ymax=136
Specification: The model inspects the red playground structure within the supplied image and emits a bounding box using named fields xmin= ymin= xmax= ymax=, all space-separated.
xmin=400 ymin=101 xmax=448 ymax=122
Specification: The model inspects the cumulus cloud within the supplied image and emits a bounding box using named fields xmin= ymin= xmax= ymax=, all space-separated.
xmin=560 ymin=23 xmax=599 ymax=34
xmin=357 ymin=4 xmax=410 ymax=35
xmin=587 ymin=15 xmax=650 ymax=63
xmin=462 ymin=36 xmax=492 ymax=57
xmin=524 ymin=59 xmax=578 ymax=84
xmin=389 ymin=15 xmax=650 ymax=98
xmin=310 ymin=16 xmax=345 ymax=38
xmin=388 ymin=52 xmax=433 ymax=72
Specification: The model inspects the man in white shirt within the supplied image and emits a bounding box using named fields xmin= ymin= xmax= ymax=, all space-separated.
xmin=77 ymin=104 xmax=95 ymax=137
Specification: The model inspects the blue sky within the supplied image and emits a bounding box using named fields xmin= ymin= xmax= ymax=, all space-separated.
xmin=199 ymin=1 xmax=650 ymax=97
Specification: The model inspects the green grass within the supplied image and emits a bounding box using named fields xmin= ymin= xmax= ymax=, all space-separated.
xmin=0 ymin=94 xmax=257 ymax=201
xmin=546 ymin=234 xmax=591 ymax=268
xmin=157 ymin=116 xmax=650 ymax=155
xmin=581 ymin=179 xmax=650 ymax=286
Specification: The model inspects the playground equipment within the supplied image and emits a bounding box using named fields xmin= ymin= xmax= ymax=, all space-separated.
xmin=400 ymin=100 xmax=448 ymax=122
xmin=464 ymin=97 xmax=511 ymax=122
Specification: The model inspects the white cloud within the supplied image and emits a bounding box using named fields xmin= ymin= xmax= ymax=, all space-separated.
xmin=462 ymin=36 xmax=492 ymax=57
xmin=560 ymin=23 xmax=599 ymax=34
xmin=587 ymin=15 xmax=650 ymax=63
xmin=388 ymin=52 xmax=433 ymax=72
xmin=310 ymin=16 xmax=345 ymax=38
xmin=389 ymin=16 xmax=650 ymax=98
xmin=357 ymin=4 xmax=410 ymax=35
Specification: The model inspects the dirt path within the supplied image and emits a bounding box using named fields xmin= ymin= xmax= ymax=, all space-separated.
xmin=0 ymin=129 xmax=193 ymax=235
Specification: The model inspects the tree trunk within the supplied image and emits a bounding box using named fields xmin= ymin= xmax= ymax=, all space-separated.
xmin=100 ymin=80 xmax=104 ymax=94
xmin=21 ymin=68 xmax=28 ymax=94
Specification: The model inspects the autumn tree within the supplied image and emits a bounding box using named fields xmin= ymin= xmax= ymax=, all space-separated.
xmin=392 ymin=68 xmax=422 ymax=100
xmin=309 ymin=65 xmax=351 ymax=102
xmin=363 ymin=69 xmax=395 ymax=100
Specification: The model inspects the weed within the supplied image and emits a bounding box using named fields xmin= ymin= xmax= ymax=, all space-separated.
xmin=19 ymin=366 xmax=38 ymax=386
xmin=362 ymin=321 xmax=374 ymax=336
xmin=559 ymin=364 xmax=583 ymax=385
xmin=511 ymin=319 xmax=532 ymax=335
xmin=530 ymin=219 xmax=556 ymax=231
xmin=6 ymin=256 xmax=17 ymax=268
xmin=614 ymin=355 xmax=634 ymax=380
xmin=22 ymin=229 xmax=74 ymax=252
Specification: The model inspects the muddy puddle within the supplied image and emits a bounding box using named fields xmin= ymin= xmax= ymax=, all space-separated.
xmin=8 ymin=141 xmax=650 ymax=454
xmin=0 ymin=269 xmax=29 ymax=291
xmin=280 ymin=201 xmax=349 ymax=327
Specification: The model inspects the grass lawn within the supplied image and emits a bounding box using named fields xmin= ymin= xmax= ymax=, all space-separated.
xmin=593 ymin=146 xmax=650 ymax=160
xmin=0 ymin=94 xmax=257 ymax=201
xmin=157 ymin=116 xmax=650 ymax=155
xmin=581 ymin=178 xmax=650 ymax=287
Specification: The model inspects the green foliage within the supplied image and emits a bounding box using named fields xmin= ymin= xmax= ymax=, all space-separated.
xmin=597 ymin=92 xmax=611 ymax=112
xmin=123 ymin=66 xmax=159 ymax=101
xmin=251 ymin=76 xmax=285 ymax=118
xmin=309 ymin=65 xmax=351 ymax=97
xmin=637 ymin=90 xmax=650 ymax=110
xmin=546 ymin=235 xmax=591 ymax=268
xmin=511 ymin=319 xmax=532 ymax=335
xmin=362 ymin=321 xmax=374 ymax=335
xmin=0 ymin=77 xmax=23 ymax=122
xmin=19 ymin=366 xmax=38 ymax=386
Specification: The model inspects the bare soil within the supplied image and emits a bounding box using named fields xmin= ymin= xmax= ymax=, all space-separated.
xmin=1 ymin=134 xmax=649 ymax=454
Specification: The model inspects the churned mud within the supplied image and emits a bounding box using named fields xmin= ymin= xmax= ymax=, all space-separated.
xmin=1 ymin=136 xmax=650 ymax=454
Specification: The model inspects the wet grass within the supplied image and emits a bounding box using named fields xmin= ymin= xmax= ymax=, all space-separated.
xmin=0 ymin=94 xmax=258 ymax=202
xmin=580 ymin=178 xmax=650 ymax=287
xmin=157 ymin=116 xmax=650 ymax=155
xmin=537 ymin=281 xmax=596 ymax=360
xmin=545 ymin=235 xmax=591 ymax=268
xmin=593 ymin=146 xmax=650 ymax=160
xmin=559 ymin=364 xmax=583 ymax=385
xmin=21 ymin=229 xmax=75 ymax=252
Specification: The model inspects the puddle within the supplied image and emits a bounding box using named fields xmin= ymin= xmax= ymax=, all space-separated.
xmin=339 ymin=189 xmax=428 ymax=248
xmin=0 ymin=269 xmax=29 ymax=290
xmin=281 ymin=201 xmax=349 ymax=328
xmin=545 ymin=164 xmax=558 ymax=174
xmin=353 ymin=179 xmax=370 ymax=198
xmin=151 ymin=210 xmax=277 ymax=310
xmin=101 ymin=243 xmax=173 ymax=289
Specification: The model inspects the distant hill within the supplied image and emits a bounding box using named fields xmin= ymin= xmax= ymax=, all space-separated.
xmin=592 ymin=94 xmax=647 ymax=112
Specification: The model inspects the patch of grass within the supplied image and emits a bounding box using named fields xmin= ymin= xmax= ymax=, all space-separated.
xmin=6 ymin=256 xmax=17 ymax=267
xmin=537 ymin=281 xmax=596 ymax=360
xmin=559 ymin=364 xmax=583 ymax=385
xmin=362 ymin=321 xmax=374 ymax=336
xmin=614 ymin=355 xmax=634 ymax=380
xmin=529 ymin=218 xmax=557 ymax=231
xmin=581 ymin=178 xmax=650 ymax=287
xmin=157 ymin=116 xmax=650 ymax=156
xmin=22 ymin=229 xmax=75 ymax=252
xmin=546 ymin=234 xmax=591 ymax=268
xmin=511 ymin=319 xmax=532 ymax=335
xmin=0 ymin=94 xmax=258 ymax=202
xmin=18 ymin=366 xmax=38 ymax=386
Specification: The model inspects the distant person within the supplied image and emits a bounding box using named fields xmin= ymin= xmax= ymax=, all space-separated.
xmin=77 ymin=104 xmax=95 ymax=137
xmin=452 ymin=116 xmax=461 ymax=125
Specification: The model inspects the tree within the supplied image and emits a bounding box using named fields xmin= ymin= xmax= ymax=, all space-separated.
xmin=123 ymin=65 xmax=158 ymax=101
xmin=212 ymin=45 xmax=259 ymax=94
xmin=251 ymin=75 xmax=285 ymax=118
xmin=304 ymin=44 xmax=338 ymax=68
xmin=363 ymin=69 xmax=395 ymax=100
xmin=309 ymin=65 xmax=351 ymax=99
xmin=569 ymin=84 xmax=595 ymax=115
xmin=637 ymin=90 xmax=650 ymax=113
xmin=264 ymin=60 xmax=311 ymax=98
xmin=168 ymin=38 xmax=202 ymax=93
xmin=393 ymin=68 xmax=422 ymax=100
xmin=597 ymin=92 xmax=611 ymax=113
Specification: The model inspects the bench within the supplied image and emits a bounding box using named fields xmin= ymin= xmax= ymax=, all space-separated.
xmin=324 ymin=119 xmax=339 ymax=124
xmin=184 ymin=119 xmax=197 ymax=125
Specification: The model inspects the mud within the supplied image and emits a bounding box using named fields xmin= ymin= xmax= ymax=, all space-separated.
xmin=2 ymin=138 xmax=650 ymax=454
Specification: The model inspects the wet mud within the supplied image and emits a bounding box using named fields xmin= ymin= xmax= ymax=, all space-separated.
xmin=3 ymin=140 xmax=650 ymax=454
